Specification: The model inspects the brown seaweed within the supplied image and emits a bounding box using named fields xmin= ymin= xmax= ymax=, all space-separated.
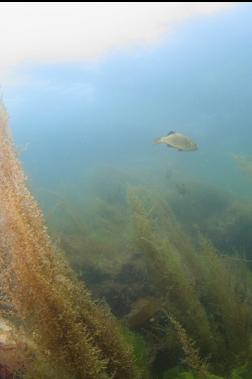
xmin=0 ymin=104 xmax=138 ymax=379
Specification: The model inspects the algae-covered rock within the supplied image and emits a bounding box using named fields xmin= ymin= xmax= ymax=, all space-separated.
xmin=0 ymin=319 xmax=26 ymax=376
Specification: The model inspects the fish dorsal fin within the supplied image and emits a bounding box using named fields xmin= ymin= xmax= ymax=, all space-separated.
xmin=167 ymin=131 xmax=175 ymax=136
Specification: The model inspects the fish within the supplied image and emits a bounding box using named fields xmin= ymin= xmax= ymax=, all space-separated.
xmin=155 ymin=131 xmax=198 ymax=152
xmin=175 ymin=182 xmax=188 ymax=196
xmin=124 ymin=297 xmax=162 ymax=329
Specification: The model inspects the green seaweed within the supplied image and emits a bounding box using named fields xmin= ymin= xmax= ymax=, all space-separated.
xmin=159 ymin=366 xmax=223 ymax=379
xmin=129 ymin=187 xmax=252 ymax=377
xmin=121 ymin=328 xmax=152 ymax=378
xmin=230 ymin=364 xmax=252 ymax=379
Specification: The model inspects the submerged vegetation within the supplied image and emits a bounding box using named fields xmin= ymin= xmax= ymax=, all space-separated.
xmin=45 ymin=168 xmax=252 ymax=377
xmin=129 ymin=187 xmax=252 ymax=376
xmin=0 ymin=104 xmax=138 ymax=378
xmin=1 ymin=104 xmax=252 ymax=378
xmin=36 ymin=161 xmax=252 ymax=378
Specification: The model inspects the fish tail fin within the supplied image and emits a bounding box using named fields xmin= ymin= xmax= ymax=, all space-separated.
xmin=154 ymin=138 xmax=162 ymax=144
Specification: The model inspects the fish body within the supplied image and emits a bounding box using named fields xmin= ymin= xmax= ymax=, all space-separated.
xmin=124 ymin=297 xmax=162 ymax=329
xmin=155 ymin=131 xmax=197 ymax=151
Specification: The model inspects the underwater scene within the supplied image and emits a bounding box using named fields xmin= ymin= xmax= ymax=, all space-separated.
xmin=1 ymin=2 xmax=252 ymax=378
